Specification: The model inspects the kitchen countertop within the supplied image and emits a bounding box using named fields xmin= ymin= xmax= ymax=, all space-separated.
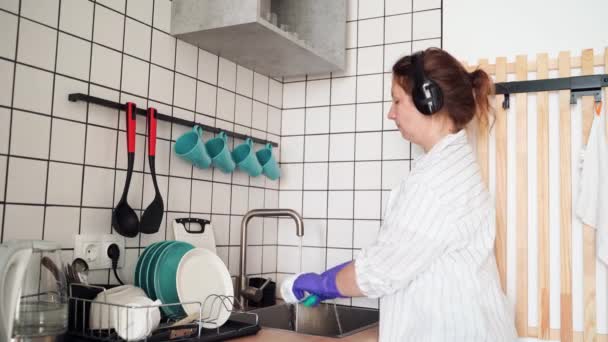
xmin=234 ymin=326 xmax=379 ymax=342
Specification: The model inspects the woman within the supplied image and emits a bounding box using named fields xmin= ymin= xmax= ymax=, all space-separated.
xmin=291 ymin=48 xmax=517 ymax=341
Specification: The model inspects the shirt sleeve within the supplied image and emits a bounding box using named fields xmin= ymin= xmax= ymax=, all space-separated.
xmin=354 ymin=182 xmax=451 ymax=298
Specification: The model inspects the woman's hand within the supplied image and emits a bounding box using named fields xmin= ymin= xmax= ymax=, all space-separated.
xmin=292 ymin=262 xmax=350 ymax=305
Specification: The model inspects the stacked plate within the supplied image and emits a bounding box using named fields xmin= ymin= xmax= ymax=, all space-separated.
xmin=134 ymin=241 xmax=234 ymax=328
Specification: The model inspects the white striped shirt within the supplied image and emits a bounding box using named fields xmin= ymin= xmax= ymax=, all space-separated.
xmin=355 ymin=130 xmax=517 ymax=342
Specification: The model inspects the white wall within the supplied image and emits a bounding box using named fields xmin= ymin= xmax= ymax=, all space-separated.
xmin=0 ymin=0 xmax=282 ymax=286
xmin=443 ymin=0 xmax=608 ymax=63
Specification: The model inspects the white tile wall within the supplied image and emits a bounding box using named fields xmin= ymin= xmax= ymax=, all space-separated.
xmin=386 ymin=0 xmax=413 ymax=15
xmin=1 ymin=0 xmax=440 ymax=300
xmin=358 ymin=18 xmax=384 ymax=47
xmin=21 ymin=0 xmax=59 ymax=27
xmin=0 ymin=12 xmax=17 ymax=59
xmin=0 ymin=0 xmax=283 ymax=285
xmin=18 ymin=19 xmax=57 ymax=71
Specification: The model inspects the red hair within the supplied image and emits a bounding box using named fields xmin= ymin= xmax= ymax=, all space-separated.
xmin=392 ymin=48 xmax=494 ymax=130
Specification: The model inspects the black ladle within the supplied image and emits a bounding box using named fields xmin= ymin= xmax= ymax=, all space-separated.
xmin=140 ymin=107 xmax=164 ymax=234
xmin=112 ymin=102 xmax=139 ymax=237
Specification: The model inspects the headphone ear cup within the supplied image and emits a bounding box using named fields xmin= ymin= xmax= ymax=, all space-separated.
xmin=427 ymin=80 xmax=444 ymax=113
xmin=412 ymin=83 xmax=431 ymax=115
xmin=412 ymin=79 xmax=443 ymax=115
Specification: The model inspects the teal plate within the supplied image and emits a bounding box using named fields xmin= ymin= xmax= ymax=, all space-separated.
xmin=142 ymin=241 xmax=173 ymax=299
xmin=134 ymin=241 xmax=163 ymax=288
xmin=154 ymin=241 xmax=195 ymax=318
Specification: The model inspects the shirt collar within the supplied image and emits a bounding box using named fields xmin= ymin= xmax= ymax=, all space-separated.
xmin=413 ymin=129 xmax=467 ymax=168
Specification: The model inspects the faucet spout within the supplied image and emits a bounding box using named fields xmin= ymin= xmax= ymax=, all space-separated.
xmin=239 ymin=209 xmax=304 ymax=307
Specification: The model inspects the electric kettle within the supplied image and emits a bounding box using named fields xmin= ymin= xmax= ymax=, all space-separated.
xmin=0 ymin=240 xmax=68 ymax=341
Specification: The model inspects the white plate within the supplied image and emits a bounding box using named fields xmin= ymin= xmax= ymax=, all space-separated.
xmin=176 ymin=248 xmax=234 ymax=329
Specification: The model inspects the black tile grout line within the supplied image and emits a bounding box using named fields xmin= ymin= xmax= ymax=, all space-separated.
xmin=0 ymin=44 xmax=283 ymax=113
xmin=346 ymin=7 xmax=442 ymax=23
xmin=76 ymin=0 xmax=97 ymax=240
xmin=137 ymin=0 xmax=157 ymax=252
xmin=298 ymin=73 xmax=308 ymax=273
xmin=281 ymin=127 xmax=402 ymax=137
xmin=367 ymin=2 xmax=386 ymax=308
xmin=0 ymin=201 xmax=382 ymax=223
xmin=323 ymin=53 xmax=334 ymax=275
xmin=274 ymin=67 xmax=281 ymax=277
xmin=41 ymin=0 xmax=63 ymax=243
xmin=224 ymin=53 xmax=237 ymax=275
xmin=440 ymin=0 xmax=444 ymax=50
xmin=208 ymin=52 xmax=222 ymax=263
xmin=272 ymin=99 xmax=394 ymax=112
xmin=228 ymin=103 xmax=251 ymax=273
xmin=410 ymin=0 xmax=415 ymax=177
xmin=279 ymin=158 xmax=412 ymax=165
xmin=347 ymin=0 xmax=360 ymax=281
xmin=0 ymin=152 xmax=288 ymax=191
xmin=185 ymin=46 xmax=201 ymax=240
xmin=0 ymin=102 xmax=280 ymax=148
xmin=0 ymin=63 xmax=283 ymax=126
xmin=164 ymin=0 xmax=178 ymax=242
xmin=105 ymin=0 xmax=129 ymax=284
xmin=251 ymin=63 xmax=265 ymax=276
xmin=379 ymin=0 xmax=387 ymax=268
xmin=0 ymin=0 xmax=21 ymax=243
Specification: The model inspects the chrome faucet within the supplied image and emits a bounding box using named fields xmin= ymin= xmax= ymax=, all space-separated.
xmin=239 ymin=209 xmax=304 ymax=307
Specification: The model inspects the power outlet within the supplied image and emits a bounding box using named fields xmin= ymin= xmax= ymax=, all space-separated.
xmin=74 ymin=234 xmax=126 ymax=270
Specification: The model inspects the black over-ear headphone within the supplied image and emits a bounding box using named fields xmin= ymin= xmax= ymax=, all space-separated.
xmin=410 ymin=51 xmax=444 ymax=115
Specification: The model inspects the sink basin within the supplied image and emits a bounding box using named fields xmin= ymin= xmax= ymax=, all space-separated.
xmin=248 ymin=303 xmax=379 ymax=338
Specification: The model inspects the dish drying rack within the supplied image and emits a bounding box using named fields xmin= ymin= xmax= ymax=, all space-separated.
xmin=67 ymin=284 xmax=260 ymax=342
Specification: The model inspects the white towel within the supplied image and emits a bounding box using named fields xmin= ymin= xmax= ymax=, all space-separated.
xmin=576 ymin=101 xmax=608 ymax=265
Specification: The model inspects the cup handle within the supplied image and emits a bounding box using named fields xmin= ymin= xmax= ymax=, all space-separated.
xmin=192 ymin=125 xmax=203 ymax=137
xmin=245 ymin=138 xmax=253 ymax=147
xmin=265 ymin=143 xmax=272 ymax=150
xmin=219 ymin=131 xmax=227 ymax=141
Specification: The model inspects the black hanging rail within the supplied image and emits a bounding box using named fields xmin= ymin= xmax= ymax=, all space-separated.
xmin=494 ymin=74 xmax=608 ymax=109
xmin=68 ymin=93 xmax=279 ymax=147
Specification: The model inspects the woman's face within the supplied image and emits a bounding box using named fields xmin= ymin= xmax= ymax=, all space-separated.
xmin=387 ymin=79 xmax=429 ymax=144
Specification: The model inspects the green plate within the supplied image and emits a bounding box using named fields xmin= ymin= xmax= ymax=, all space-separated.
xmin=134 ymin=241 xmax=164 ymax=288
xmin=142 ymin=241 xmax=173 ymax=299
xmin=153 ymin=241 xmax=195 ymax=318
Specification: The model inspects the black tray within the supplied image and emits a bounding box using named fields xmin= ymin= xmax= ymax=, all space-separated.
xmin=67 ymin=284 xmax=260 ymax=342
xmin=65 ymin=320 xmax=260 ymax=342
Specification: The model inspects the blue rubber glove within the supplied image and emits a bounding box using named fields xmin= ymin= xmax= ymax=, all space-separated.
xmin=293 ymin=261 xmax=350 ymax=306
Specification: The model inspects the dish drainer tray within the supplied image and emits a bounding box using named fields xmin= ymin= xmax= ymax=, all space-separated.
xmin=67 ymin=284 xmax=260 ymax=342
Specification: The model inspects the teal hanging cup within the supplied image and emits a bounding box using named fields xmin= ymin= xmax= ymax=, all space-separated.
xmin=232 ymin=138 xmax=263 ymax=177
xmin=174 ymin=125 xmax=212 ymax=168
xmin=205 ymin=131 xmax=236 ymax=173
xmin=256 ymin=143 xmax=281 ymax=180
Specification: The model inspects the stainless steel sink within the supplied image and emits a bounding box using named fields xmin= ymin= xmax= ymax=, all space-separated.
xmin=248 ymin=303 xmax=379 ymax=338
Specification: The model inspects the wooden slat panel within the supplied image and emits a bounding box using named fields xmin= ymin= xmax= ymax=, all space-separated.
xmin=462 ymin=54 xmax=605 ymax=74
xmin=536 ymin=52 xmax=550 ymax=340
xmin=528 ymin=326 xmax=537 ymax=337
xmin=494 ymin=57 xmax=508 ymax=292
xmin=476 ymin=58 xmax=490 ymax=187
xmin=574 ymin=331 xmax=584 ymax=342
xmin=581 ymin=48 xmax=596 ymax=342
xmin=559 ymin=50 xmax=574 ymax=342
xmin=515 ymin=55 xmax=529 ymax=337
